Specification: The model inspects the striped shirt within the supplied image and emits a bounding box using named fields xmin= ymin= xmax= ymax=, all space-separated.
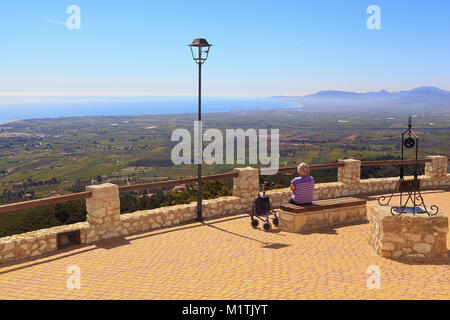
xmin=291 ymin=175 xmax=314 ymax=204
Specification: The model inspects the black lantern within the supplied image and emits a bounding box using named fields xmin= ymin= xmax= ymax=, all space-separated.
xmin=189 ymin=38 xmax=212 ymax=222
xmin=189 ymin=38 xmax=212 ymax=64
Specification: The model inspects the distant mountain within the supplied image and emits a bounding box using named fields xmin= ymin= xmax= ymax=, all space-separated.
xmin=270 ymin=87 xmax=450 ymax=112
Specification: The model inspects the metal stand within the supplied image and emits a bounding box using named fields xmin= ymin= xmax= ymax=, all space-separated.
xmin=377 ymin=117 xmax=439 ymax=216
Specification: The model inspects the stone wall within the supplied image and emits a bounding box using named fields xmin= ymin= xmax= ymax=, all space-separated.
xmin=232 ymin=167 xmax=260 ymax=212
xmin=267 ymin=155 xmax=449 ymax=208
xmin=369 ymin=205 xmax=448 ymax=261
xmin=119 ymin=196 xmax=241 ymax=236
xmin=0 ymin=222 xmax=91 ymax=264
xmin=1 ymin=158 xmax=449 ymax=265
xmin=425 ymin=155 xmax=448 ymax=178
xmin=84 ymin=183 xmax=122 ymax=242
xmin=338 ymin=159 xmax=361 ymax=184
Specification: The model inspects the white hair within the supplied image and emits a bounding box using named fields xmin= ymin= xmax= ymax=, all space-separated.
xmin=297 ymin=163 xmax=310 ymax=175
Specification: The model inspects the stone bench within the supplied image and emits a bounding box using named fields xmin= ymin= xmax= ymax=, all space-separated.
xmin=278 ymin=197 xmax=367 ymax=233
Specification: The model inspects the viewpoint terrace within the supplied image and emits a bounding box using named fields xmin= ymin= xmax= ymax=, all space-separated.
xmin=0 ymin=156 xmax=448 ymax=299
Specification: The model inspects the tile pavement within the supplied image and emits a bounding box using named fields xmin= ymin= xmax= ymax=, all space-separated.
xmin=0 ymin=189 xmax=448 ymax=300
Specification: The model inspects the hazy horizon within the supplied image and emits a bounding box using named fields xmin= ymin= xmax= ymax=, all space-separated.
xmin=0 ymin=96 xmax=301 ymax=123
xmin=0 ymin=85 xmax=448 ymax=104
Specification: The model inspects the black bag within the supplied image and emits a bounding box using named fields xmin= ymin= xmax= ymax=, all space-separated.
xmin=255 ymin=194 xmax=271 ymax=214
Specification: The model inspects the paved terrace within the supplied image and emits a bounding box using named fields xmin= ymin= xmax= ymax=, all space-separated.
xmin=0 ymin=189 xmax=448 ymax=300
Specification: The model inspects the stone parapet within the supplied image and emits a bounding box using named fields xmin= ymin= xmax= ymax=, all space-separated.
xmin=202 ymin=196 xmax=242 ymax=218
xmin=85 ymin=183 xmax=122 ymax=241
xmin=119 ymin=203 xmax=196 ymax=236
xmin=265 ymin=174 xmax=450 ymax=207
xmin=0 ymin=222 xmax=91 ymax=264
xmin=86 ymin=184 xmax=120 ymax=226
xmin=232 ymin=167 xmax=260 ymax=212
xmin=369 ymin=205 xmax=448 ymax=261
xmin=425 ymin=155 xmax=448 ymax=178
xmin=338 ymin=159 xmax=361 ymax=184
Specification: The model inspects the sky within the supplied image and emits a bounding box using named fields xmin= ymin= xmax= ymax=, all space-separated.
xmin=0 ymin=0 xmax=449 ymax=99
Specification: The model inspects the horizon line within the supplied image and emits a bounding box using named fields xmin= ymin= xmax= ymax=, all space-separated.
xmin=0 ymin=85 xmax=448 ymax=99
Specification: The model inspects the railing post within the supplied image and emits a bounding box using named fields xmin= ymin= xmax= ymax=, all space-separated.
xmin=232 ymin=167 xmax=260 ymax=212
xmin=338 ymin=159 xmax=361 ymax=185
xmin=85 ymin=183 xmax=121 ymax=240
xmin=425 ymin=156 xmax=448 ymax=179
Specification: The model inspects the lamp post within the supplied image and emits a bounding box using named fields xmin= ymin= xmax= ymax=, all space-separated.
xmin=189 ymin=38 xmax=212 ymax=222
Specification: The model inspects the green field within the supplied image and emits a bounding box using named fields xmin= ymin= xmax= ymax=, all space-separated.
xmin=0 ymin=110 xmax=448 ymax=202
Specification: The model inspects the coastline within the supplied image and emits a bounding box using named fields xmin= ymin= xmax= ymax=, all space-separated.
xmin=0 ymin=96 xmax=297 ymax=123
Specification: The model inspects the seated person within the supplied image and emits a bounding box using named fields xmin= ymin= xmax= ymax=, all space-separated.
xmin=289 ymin=163 xmax=314 ymax=205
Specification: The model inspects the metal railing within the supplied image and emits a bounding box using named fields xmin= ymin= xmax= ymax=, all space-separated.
xmin=0 ymin=171 xmax=239 ymax=214
xmin=360 ymin=159 xmax=431 ymax=166
xmin=270 ymin=163 xmax=344 ymax=175
xmin=118 ymin=171 xmax=238 ymax=193
xmin=0 ymin=158 xmax=443 ymax=215
xmin=261 ymin=159 xmax=434 ymax=175
xmin=0 ymin=191 xmax=92 ymax=214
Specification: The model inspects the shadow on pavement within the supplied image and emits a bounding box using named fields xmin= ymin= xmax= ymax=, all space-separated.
xmin=95 ymin=237 xmax=131 ymax=250
xmin=202 ymin=221 xmax=270 ymax=245
xmin=298 ymin=220 xmax=369 ymax=235
xmin=262 ymin=243 xmax=290 ymax=249
xmin=0 ymin=215 xmax=249 ymax=273
xmin=0 ymin=245 xmax=96 ymax=275
xmin=388 ymin=253 xmax=449 ymax=266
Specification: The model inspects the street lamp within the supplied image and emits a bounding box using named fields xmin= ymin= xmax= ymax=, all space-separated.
xmin=189 ymin=38 xmax=212 ymax=222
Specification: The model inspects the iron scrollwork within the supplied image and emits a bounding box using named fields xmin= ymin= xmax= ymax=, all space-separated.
xmin=377 ymin=116 xmax=439 ymax=217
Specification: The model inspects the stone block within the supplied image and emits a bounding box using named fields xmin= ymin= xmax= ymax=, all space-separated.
xmin=338 ymin=159 xmax=361 ymax=184
xmin=425 ymin=156 xmax=447 ymax=178
xmin=279 ymin=203 xmax=366 ymax=233
xmin=369 ymin=205 xmax=448 ymax=261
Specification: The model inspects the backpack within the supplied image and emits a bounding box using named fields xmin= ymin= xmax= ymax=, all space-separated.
xmin=255 ymin=193 xmax=271 ymax=214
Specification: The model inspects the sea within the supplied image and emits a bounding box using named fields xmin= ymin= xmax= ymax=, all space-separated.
xmin=0 ymin=96 xmax=298 ymax=124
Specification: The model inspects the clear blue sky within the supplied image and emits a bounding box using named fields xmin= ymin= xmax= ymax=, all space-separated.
xmin=0 ymin=0 xmax=449 ymax=98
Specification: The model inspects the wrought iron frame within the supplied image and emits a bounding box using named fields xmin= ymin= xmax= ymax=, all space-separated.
xmin=377 ymin=117 xmax=439 ymax=216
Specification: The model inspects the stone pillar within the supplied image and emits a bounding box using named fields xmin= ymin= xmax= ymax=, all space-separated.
xmin=425 ymin=156 xmax=447 ymax=178
xmin=85 ymin=183 xmax=121 ymax=239
xmin=338 ymin=159 xmax=361 ymax=185
xmin=233 ymin=167 xmax=260 ymax=212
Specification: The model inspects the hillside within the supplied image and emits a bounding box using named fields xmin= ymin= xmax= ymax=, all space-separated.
xmin=271 ymin=86 xmax=450 ymax=112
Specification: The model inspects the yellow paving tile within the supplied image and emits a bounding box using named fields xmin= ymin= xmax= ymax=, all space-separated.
xmin=0 ymin=189 xmax=448 ymax=300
